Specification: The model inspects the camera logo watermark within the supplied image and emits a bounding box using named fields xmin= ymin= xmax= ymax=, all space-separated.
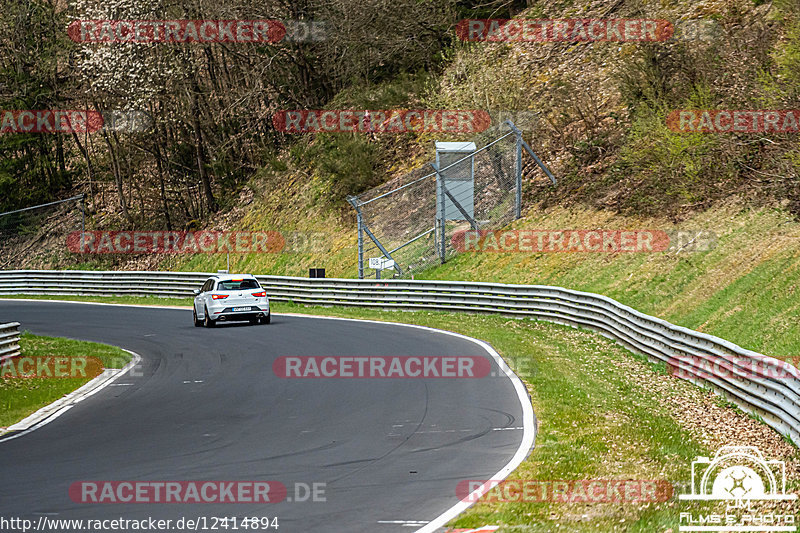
xmin=272 ymin=110 xmax=491 ymax=134
xmin=273 ymin=356 xmax=492 ymax=378
xmin=68 ymin=20 xmax=286 ymax=44
xmin=451 ymin=230 xmax=716 ymax=253
xmin=679 ymin=446 xmax=796 ymax=531
xmin=457 ymin=479 xmax=673 ymax=503
xmin=66 ymin=231 xmax=329 ymax=254
xmin=456 ymin=19 xmax=674 ymax=42
xmin=668 ymin=110 xmax=800 ymax=134
xmin=0 ymin=356 xmax=104 ymax=379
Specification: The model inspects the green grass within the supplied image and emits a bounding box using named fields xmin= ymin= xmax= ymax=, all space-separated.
xmin=0 ymin=333 xmax=131 ymax=427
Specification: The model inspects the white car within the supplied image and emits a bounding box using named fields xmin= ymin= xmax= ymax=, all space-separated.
xmin=193 ymin=274 xmax=270 ymax=327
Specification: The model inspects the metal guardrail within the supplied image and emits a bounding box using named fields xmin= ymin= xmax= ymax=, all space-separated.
xmin=0 ymin=322 xmax=21 ymax=361
xmin=1 ymin=269 xmax=798 ymax=444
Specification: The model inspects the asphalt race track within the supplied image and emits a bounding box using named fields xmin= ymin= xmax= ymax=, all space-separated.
xmin=0 ymin=301 xmax=533 ymax=533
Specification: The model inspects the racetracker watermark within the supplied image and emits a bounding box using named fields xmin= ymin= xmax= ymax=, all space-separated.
xmin=457 ymin=479 xmax=674 ymax=503
xmin=0 ymin=110 xmax=152 ymax=134
xmin=66 ymin=231 xmax=329 ymax=254
xmin=672 ymin=19 xmax=722 ymax=42
xmin=456 ymin=19 xmax=674 ymax=42
xmin=669 ymin=355 xmax=800 ymax=381
xmin=272 ymin=110 xmax=491 ymax=134
xmin=451 ymin=229 xmax=717 ymax=253
xmin=668 ymin=110 xmax=800 ymax=133
xmin=485 ymin=110 xmax=539 ymax=133
xmin=68 ymin=481 xmax=317 ymax=504
xmin=101 ymin=110 xmax=153 ymax=133
xmin=0 ymin=356 xmax=103 ymax=379
xmin=281 ymin=20 xmax=326 ymax=42
xmin=68 ymin=20 xmax=286 ymax=44
xmin=273 ymin=356 xmax=492 ymax=378
xmin=1 ymin=110 xmax=103 ymax=133
xmin=1 ymin=517 xmax=279 ymax=532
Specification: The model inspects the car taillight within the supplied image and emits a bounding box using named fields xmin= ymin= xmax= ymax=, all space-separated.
xmin=212 ymin=294 xmax=228 ymax=300
xmin=252 ymin=291 xmax=266 ymax=297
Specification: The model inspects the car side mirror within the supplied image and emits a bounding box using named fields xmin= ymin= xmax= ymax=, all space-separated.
xmin=193 ymin=289 xmax=201 ymax=295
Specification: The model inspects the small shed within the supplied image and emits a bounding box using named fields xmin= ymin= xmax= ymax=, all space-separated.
xmin=435 ymin=141 xmax=476 ymax=221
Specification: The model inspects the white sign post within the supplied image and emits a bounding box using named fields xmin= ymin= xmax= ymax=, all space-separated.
xmin=369 ymin=257 xmax=396 ymax=278
xmin=368 ymin=257 xmax=395 ymax=270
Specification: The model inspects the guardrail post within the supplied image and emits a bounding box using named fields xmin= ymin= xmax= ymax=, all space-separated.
xmin=0 ymin=322 xmax=21 ymax=361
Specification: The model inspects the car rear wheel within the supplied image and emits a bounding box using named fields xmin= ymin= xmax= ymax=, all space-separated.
xmin=193 ymin=308 xmax=202 ymax=327
xmin=262 ymin=313 xmax=271 ymax=324
xmin=203 ymin=306 xmax=215 ymax=328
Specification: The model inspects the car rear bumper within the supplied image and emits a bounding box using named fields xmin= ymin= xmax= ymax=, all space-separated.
xmin=211 ymin=305 xmax=270 ymax=322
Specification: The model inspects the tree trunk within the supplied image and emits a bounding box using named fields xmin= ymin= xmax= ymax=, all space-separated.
xmin=153 ymin=133 xmax=172 ymax=231
xmin=101 ymin=129 xmax=133 ymax=225
xmin=188 ymin=79 xmax=217 ymax=212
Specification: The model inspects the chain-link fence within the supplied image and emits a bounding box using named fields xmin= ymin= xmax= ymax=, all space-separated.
xmin=0 ymin=195 xmax=85 ymax=269
xmin=348 ymin=121 xmax=555 ymax=278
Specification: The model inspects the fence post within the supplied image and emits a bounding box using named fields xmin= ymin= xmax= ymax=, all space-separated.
xmin=80 ymin=194 xmax=86 ymax=250
xmin=437 ymin=175 xmax=446 ymax=263
xmin=356 ymin=210 xmax=364 ymax=279
xmin=348 ymin=196 xmax=365 ymax=279
xmin=358 ymin=214 xmax=364 ymax=279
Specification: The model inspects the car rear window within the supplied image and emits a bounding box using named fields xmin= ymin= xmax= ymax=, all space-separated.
xmin=217 ymin=279 xmax=260 ymax=291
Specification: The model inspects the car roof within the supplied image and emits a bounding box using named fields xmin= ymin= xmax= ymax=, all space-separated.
xmin=210 ymin=274 xmax=257 ymax=281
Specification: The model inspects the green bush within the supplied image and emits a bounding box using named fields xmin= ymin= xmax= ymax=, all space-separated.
xmin=303 ymin=134 xmax=382 ymax=203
